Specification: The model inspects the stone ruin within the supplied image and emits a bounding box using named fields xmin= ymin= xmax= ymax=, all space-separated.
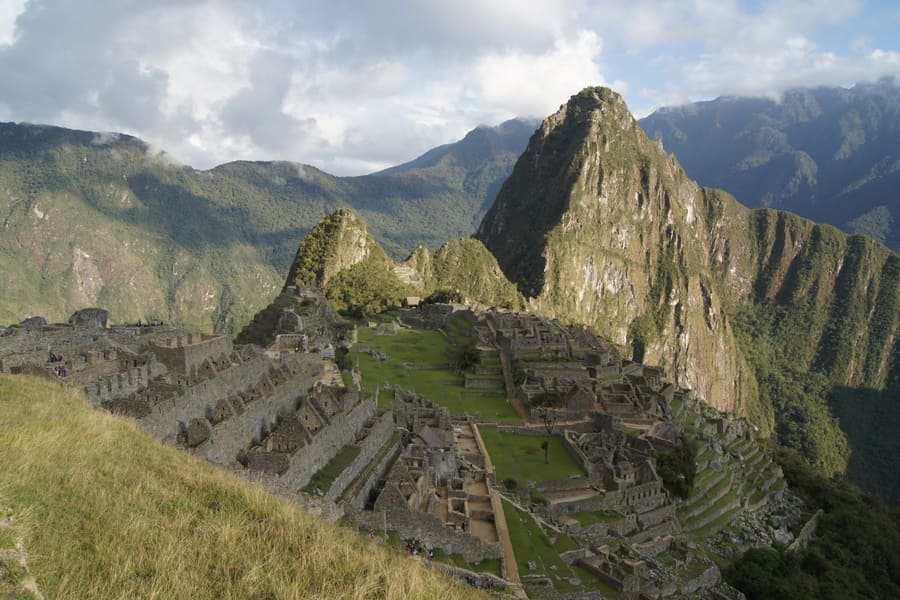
xmin=0 ymin=298 xmax=395 ymax=526
xmin=0 ymin=300 xmax=799 ymax=598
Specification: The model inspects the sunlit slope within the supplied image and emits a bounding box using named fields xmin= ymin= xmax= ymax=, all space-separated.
xmin=0 ymin=375 xmax=478 ymax=600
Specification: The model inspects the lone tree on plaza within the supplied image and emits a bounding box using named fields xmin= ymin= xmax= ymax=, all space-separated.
xmin=533 ymin=392 xmax=563 ymax=464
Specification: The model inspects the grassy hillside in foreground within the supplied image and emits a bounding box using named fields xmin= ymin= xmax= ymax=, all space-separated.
xmin=0 ymin=375 xmax=477 ymax=600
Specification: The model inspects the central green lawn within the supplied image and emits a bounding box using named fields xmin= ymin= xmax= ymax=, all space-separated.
xmin=354 ymin=323 xmax=520 ymax=421
xmin=478 ymin=426 xmax=586 ymax=483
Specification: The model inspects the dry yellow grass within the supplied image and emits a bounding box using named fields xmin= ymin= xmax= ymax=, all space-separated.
xmin=0 ymin=375 xmax=482 ymax=599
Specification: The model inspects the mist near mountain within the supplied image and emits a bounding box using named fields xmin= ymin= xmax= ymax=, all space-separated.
xmin=640 ymin=80 xmax=900 ymax=253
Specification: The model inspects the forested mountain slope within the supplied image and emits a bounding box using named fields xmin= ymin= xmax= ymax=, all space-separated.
xmin=0 ymin=119 xmax=533 ymax=331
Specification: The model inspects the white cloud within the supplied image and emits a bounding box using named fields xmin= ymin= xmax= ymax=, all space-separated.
xmin=0 ymin=0 xmax=25 ymax=45
xmin=473 ymin=29 xmax=607 ymax=117
xmin=0 ymin=0 xmax=896 ymax=174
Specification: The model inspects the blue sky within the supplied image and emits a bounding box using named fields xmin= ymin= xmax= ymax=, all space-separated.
xmin=0 ymin=0 xmax=897 ymax=174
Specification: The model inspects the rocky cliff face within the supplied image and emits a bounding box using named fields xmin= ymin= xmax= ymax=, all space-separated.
xmin=477 ymin=87 xmax=899 ymax=424
xmin=478 ymin=88 xmax=751 ymax=414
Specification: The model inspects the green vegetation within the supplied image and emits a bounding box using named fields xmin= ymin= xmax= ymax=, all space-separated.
xmin=655 ymin=435 xmax=698 ymax=499
xmin=0 ymin=375 xmax=475 ymax=599
xmin=354 ymin=321 xmax=519 ymax=421
xmin=301 ymin=445 xmax=361 ymax=495
xmin=478 ymin=426 xmax=585 ymax=482
xmin=733 ymin=304 xmax=851 ymax=477
xmin=283 ymin=209 xmax=347 ymax=286
xmin=431 ymin=550 xmax=502 ymax=577
xmin=0 ymin=118 xmax=532 ymax=332
xmin=725 ymin=445 xmax=900 ymax=599
xmin=326 ymin=252 xmax=414 ymax=317
xmin=502 ymin=500 xmax=614 ymax=595
xmin=426 ymin=238 xmax=523 ymax=310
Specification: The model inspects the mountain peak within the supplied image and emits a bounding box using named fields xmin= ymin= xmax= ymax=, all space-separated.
xmin=283 ymin=208 xmax=379 ymax=290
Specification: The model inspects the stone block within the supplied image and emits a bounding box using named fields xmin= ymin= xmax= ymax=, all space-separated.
xmin=185 ymin=418 xmax=212 ymax=447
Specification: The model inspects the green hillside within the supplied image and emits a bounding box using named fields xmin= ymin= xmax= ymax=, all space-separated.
xmin=240 ymin=208 xmax=521 ymax=343
xmin=0 ymin=119 xmax=533 ymax=333
xmin=640 ymin=81 xmax=900 ymax=253
xmin=0 ymin=375 xmax=477 ymax=599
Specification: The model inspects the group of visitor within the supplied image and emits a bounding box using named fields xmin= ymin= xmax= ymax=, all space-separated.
xmin=48 ymin=351 xmax=68 ymax=377
xmin=402 ymin=537 xmax=434 ymax=559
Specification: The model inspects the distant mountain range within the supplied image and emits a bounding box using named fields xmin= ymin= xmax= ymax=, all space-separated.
xmin=640 ymin=80 xmax=900 ymax=253
xmin=0 ymin=117 xmax=536 ymax=332
xmin=4 ymin=82 xmax=897 ymax=334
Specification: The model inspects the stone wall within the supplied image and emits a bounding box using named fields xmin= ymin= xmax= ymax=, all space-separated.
xmin=680 ymin=565 xmax=721 ymax=595
xmin=82 ymin=358 xmax=157 ymax=405
xmin=151 ymin=334 xmax=232 ymax=374
xmin=270 ymin=398 xmax=376 ymax=495
xmin=429 ymin=562 xmax=510 ymax=592
xmin=196 ymin=377 xmax=310 ymax=466
xmin=552 ymin=492 xmax=624 ymax=517
xmin=343 ymin=435 xmax=405 ymax=513
xmin=787 ymin=509 xmax=823 ymax=553
xmin=464 ymin=377 xmax=504 ymax=389
xmin=324 ymin=410 xmax=395 ymax=503
xmin=623 ymin=480 xmax=665 ymax=513
xmin=354 ymin=507 xmax=502 ymax=563
xmin=636 ymin=502 xmax=675 ymax=529
xmin=139 ymin=353 xmax=273 ymax=444
xmin=534 ymin=477 xmax=593 ymax=494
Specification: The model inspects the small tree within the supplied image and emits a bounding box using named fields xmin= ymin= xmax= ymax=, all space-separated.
xmin=533 ymin=392 xmax=563 ymax=464
xmin=453 ymin=344 xmax=480 ymax=373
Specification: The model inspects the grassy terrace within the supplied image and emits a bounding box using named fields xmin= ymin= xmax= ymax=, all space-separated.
xmin=503 ymin=500 xmax=616 ymax=595
xmin=354 ymin=319 xmax=519 ymax=421
xmin=478 ymin=426 xmax=585 ymax=483
xmin=0 ymin=376 xmax=476 ymax=599
xmin=301 ymin=445 xmax=361 ymax=495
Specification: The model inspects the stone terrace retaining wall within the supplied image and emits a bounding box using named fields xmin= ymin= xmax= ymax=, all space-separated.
xmin=139 ymin=354 xmax=274 ymax=444
xmin=325 ymin=411 xmax=395 ymax=504
xmin=344 ymin=435 xmax=405 ymax=513
xmin=354 ymin=507 xmax=502 ymax=563
xmin=271 ymin=399 xmax=377 ymax=495
xmin=535 ymin=477 xmax=593 ymax=494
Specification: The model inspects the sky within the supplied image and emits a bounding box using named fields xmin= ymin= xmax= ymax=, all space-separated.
xmin=0 ymin=0 xmax=898 ymax=175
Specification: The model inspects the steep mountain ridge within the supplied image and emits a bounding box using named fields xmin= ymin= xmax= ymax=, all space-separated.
xmin=0 ymin=119 xmax=533 ymax=332
xmin=477 ymin=88 xmax=899 ymax=490
xmin=478 ymin=87 xmax=753 ymax=416
xmin=639 ymin=81 xmax=900 ymax=252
